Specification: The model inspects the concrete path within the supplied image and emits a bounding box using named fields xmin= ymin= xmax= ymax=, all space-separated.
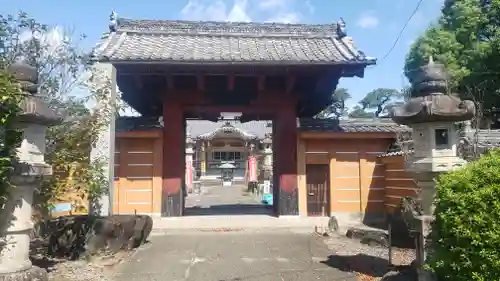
xmin=184 ymin=183 xmax=268 ymax=216
xmin=153 ymin=183 xmax=332 ymax=232
xmin=112 ymin=229 xmax=358 ymax=281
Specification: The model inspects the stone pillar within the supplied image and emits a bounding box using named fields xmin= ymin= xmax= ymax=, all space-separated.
xmin=274 ymin=105 xmax=298 ymax=216
xmin=162 ymin=101 xmax=184 ymax=217
xmin=89 ymin=62 xmax=117 ymax=216
xmin=0 ymin=62 xmax=59 ymax=281
xmin=391 ymin=57 xmax=475 ymax=280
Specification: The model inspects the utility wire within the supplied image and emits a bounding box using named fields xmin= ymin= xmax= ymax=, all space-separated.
xmin=368 ymin=0 xmax=425 ymax=68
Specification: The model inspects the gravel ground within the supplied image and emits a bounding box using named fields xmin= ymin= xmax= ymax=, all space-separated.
xmin=47 ymin=260 xmax=111 ymax=281
xmin=322 ymin=233 xmax=416 ymax=281
xmin=45 ymin=250 xmax=138 ymax=281
xmin=30 ymin=238 xmax=135 ymax=281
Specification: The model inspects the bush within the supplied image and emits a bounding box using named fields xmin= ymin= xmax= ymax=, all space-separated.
xmin=427 ymin=148 xmax=500 ymax=281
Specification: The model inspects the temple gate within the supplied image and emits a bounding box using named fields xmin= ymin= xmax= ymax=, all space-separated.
xmin=91 ymin=12 xmax=374 ymax=217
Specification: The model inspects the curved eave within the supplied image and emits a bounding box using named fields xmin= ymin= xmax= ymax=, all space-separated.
xmin=196 ymin=128 xmax=258 ymax=141
xmin=97 ymin=58 xmax=376 ymax=68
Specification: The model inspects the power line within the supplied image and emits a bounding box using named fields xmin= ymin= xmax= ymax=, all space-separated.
xmin=368 ymin=0 xmax=425 ymax=68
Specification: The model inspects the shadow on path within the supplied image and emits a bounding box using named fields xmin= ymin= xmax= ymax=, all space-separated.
xmin=321 ymin=254 xmax=390 ymax=278
xmin=184 ymin=204 xmax=275 ymax=216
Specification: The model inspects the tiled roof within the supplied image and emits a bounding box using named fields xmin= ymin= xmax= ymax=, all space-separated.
xmin=93 ymin=18 xmax=375 ymax=65
xmin=378 ymin=150 xmax=413 ymax=158
xmin=298 ymin=118 xmax=410 ymax=133
xmin=377 ymin=128 xmax=500 ymax=158
xmin=474 ymin=130 xmax=500 ymax=146
xmin=115 ymin=116 xmax=162 ymax=132
xmin=116 ymin=116 xmax=405 ymax=136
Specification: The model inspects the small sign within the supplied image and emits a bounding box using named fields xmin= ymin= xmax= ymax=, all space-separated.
xmin=51 ymin=202 xmax=72 ymax=212
xmin=263 ymin=180 xmax=271 ymax=194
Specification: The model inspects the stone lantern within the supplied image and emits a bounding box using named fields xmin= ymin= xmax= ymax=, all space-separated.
xmin=261 ymin=134 xmax=273 ymax=176
xmin=391 ymin=57 xmax=475 ymax=278
xmin=392 ymin=57 xmax=475 ymax=214
xmin=185 ymin=134 xmax=195 ymax=193
xmin=0 ymin=62 xmax=60 ymax=281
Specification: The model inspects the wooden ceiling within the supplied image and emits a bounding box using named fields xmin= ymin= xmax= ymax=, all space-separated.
xmin=114 ymin=64 xmax=347 ymax=118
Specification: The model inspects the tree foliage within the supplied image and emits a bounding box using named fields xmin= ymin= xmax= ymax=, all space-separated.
xmin=429 ymin=148 xmax=500 ymax=281
xmin=347 ymin=88 xmax=402 ymax=118
xmin=348 ymin=105 xmax=374 ymax=118
xmin=405 ymin=0 xmax=500 ymax=127
xmin=358 ymin=88 xmax=402 ymax=117
xmin=0 ymin=70 xmax=22 ymax=208
xmin=0 ymin=11 xmax=116 ymax=217
xmin=315 ymin=88 xmax=351 ymax=119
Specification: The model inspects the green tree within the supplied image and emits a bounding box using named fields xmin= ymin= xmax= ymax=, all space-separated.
xmin=357 ymin=88 xmax=401 ymax=117
xmin=0 ymin=12 xmax=88 ymax=101
xmin=0 ymin=12 xmax=113 ymax=216
xmin=404 ymin=0 xmax=500 ymax=128
xmin=315 ymin=88 xmax=351 ymax=119
xmin=348 ymin=105 xmax=374 ymax=118
xmin=0 ymin=70 xmax=22 ymax=209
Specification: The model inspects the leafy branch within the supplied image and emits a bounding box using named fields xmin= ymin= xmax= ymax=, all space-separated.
xmin=0 ymin=71 xmax=22 ymax=209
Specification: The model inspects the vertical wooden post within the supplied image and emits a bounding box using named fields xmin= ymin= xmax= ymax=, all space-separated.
xmin=359 ymin=152 xmax=368 ymax=214
xmin=275 ymin=105 xmax=298 ymax=216
xmin=162 ymin=101 xmax=184 ymax=217
xmin=297 ymin=138 xmax=307 ymax=216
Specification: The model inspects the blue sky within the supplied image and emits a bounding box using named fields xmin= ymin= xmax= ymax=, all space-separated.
xmin=4 ymin=0 xmax=444 ymax=109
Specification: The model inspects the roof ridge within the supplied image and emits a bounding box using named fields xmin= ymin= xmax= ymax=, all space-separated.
xmin=115 ymin=17 xmax=341 ymax=37
xmin=119 ymin=30 xmax=336 ymax=39
xmin=117 ymin=17 xmax=339 ymax=28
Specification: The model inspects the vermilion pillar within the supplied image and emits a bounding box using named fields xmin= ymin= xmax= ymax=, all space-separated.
xmin=162 ymin=101 xmax=184 ymax=216
xmin=274 ymin=105 xmax=299 ymax=216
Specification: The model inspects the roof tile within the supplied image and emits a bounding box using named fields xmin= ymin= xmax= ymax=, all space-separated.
xmin=116 ymin=117 xmax=405 ymax=135
xmin=93 ymin=18 xmax=375 ymax=65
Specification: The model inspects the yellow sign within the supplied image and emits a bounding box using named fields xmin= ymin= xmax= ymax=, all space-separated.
xmin=201 ymin=161 xmax=206 ymax=172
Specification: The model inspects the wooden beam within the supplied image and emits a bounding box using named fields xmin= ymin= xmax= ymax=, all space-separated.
xmin=196 ymin=74 xmax=205 ymax=91
xmin=166 ymin=74 xmax=174 ymax=90
xmin=286 ymin=75 xmax=296 ymax=94
xmin=299 ymin=131 xmax=396 ymax=139
xmin=257 ymin=75 xmax=266 ymax=92
xmin=116 ymin=130 xmax=162 ymax=138
xmin=227 ymin=74 xmax=235 ymax=91
xmin=133 ymin=75 xmax=143 ymax=89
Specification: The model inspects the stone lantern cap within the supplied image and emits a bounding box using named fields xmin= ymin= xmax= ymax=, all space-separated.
xmin=391 ymin=57 xmax=475 ymax=125
xmin=7 ymin=61 xmax=61 ymax=126
xmin=262 ymin=133 xmax=272 ymax=144
xmin=185 ymin=134 xmax=195 ymax=144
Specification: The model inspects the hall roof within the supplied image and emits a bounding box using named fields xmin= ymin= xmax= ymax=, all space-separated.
xmin=93 ymin=16 xmax=375 ymax=65
xmin=197 ymin=122 xmax=259 ymax=140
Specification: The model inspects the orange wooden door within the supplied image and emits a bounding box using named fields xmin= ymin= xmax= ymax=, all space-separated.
xmin=306 ymin=164 xmax=330 ymax=216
